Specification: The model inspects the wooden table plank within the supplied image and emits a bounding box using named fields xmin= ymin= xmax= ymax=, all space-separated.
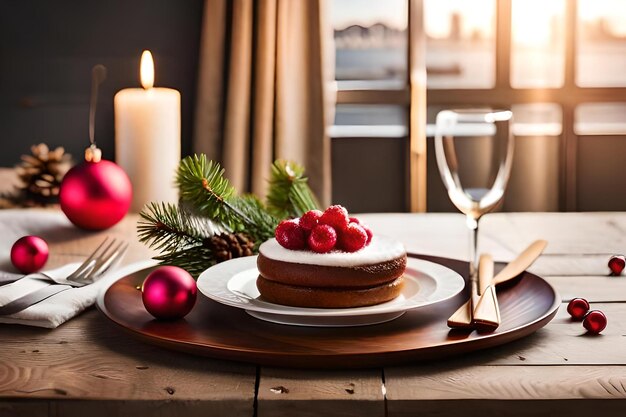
xmin=0 ymin=310 xmax=256 ymax=415
xmin=546 ymin=276 xmax=626 ymax=302
xmin=385 ymin=366 xmax=626 ymax=417
xmin=386 ymin=365 xmax=626 ymax=400
xmin=257 ymin=368 xmax=384 ymax=417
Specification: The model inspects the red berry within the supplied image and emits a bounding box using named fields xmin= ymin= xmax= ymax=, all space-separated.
xmin=275 ymin=219 xmax=306 ymax=250
xmin=308 ymin=224 xmax=337 ymax=253
xmin=338 ymin=223 xmax=368 ymax=252
xmin=348 ymin=216 xmax=373 ymax=245
xmin=567 ymin=298 xmax=590 ymax=321
xmin=608 ymin=255 xmax=625 ymax=276
xmin=319 ymin=205 xmax=350 ymax=231
xmin=300 ymin=210 xmax=323 ymax=232
xmin=361 ymin=224 xmax=373 ymax=245
xmin=583 ymin=310 xmax=607 ymax=334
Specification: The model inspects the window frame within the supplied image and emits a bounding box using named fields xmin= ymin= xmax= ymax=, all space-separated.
xmin=335 ymin=0 xmax=626 ymax=212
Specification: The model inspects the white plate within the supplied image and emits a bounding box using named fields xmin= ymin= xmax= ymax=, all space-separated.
xmin=197 ymin=256 xmax=465 ymax=327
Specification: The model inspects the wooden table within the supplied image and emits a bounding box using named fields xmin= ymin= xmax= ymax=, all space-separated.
xmin=2 ymin=210 xmax=626 ymax=416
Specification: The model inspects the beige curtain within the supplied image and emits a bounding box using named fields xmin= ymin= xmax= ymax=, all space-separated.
xmin=193 ymin=0 xmax=335 ymax=206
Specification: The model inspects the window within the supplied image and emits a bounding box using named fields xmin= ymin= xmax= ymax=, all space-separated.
xmin=331 ymin=0 xmax=626 ymax=212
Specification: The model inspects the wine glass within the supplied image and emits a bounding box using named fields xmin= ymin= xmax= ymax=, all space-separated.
xmin=434 ymin=108 xmax=514 ymax=279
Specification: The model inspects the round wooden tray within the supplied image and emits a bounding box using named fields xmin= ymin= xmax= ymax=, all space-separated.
xmin=96 ymin=254 xmax=560 ymax=368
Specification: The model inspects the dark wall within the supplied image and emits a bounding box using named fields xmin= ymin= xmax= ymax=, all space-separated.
xmin=0 ymin=0 xmax=203 ymax=165
xmin=332 ymin=137 xmax=409 ymax=212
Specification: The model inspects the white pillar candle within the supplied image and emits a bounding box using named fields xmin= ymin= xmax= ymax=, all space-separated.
xmin=114 ymin=50 xmax=181 ymax=212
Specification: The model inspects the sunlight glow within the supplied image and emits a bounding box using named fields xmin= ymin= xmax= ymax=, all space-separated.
xmin=579 ymin=0 xmax=626 ymax=36
xmin=512 ymin=0 xmax=564 ymax=47
xmin=424 ymin=0 xmax=494 ymax=39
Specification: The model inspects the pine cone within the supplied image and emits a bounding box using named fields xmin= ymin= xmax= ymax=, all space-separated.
xmin=15 ymin=143 xmax=72 ymax=206
xmin=204 ymin=233 xmax=256 ymax=263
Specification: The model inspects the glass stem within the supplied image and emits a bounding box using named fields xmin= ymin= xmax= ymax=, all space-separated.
xmin=466 ymin=215 xmax=479 ymax=282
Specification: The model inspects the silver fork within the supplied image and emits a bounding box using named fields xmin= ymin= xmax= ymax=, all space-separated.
xmin=46 ymin=237 xmax=129 ymax=287
xmin=0 ymin=238 xmax=128 ymax=315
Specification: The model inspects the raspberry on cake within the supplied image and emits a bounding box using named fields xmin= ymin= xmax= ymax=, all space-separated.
xmin=319 ymin=205 xmax=350 ymax=231
xmin=300 ymin=209 xmax=323 ymax=231
xmin=258 ymin=205 xmax=407 ymax=308
xmin=308 ymin=224 xmax=337 ymax=253
xmin=338 ymin=223 xmax=368 ymax=252
xmin=275 ymin=219 xmax=306 ymax=250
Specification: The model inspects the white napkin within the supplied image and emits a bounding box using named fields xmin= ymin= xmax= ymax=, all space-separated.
xmin=0 ymin=260 xmax=157 ymax=328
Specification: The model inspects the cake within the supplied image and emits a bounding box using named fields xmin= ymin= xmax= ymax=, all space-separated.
xmin=256 ymin=205 xmax=407 ymax=308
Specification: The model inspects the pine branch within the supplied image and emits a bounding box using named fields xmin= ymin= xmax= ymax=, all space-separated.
xmin=266 ymin=160 xmax=320 ymax=219
xmin=232 ymin=194 xmax=279 ymax=244
xmin=137 ymin=202 xmax=224 ymax=254
xmin=176 ymin=154 xmax=250 ymax=229
xmin=153 ymin=245 xmax=217 ymax=278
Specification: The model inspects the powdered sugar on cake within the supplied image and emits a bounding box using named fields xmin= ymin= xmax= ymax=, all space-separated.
xmin=259 ymin=236 xmax=406 ymax=267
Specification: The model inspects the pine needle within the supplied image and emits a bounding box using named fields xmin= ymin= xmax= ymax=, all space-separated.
xmin=137 ymin=202 xmax=221 ymax=254
xmin=176 ymin=155 xmax=240 ymax=227
xmin=153 ymin=246 xmax=217 ymax=278
xmin=232 ymin=194 xmax=279 ymax=243
xmin=266 ymin=160 xmax=320 ymax=219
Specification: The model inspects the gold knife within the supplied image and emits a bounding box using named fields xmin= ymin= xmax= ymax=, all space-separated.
xmin=472 ymin=255 xmax=500 ymax=332
xmin=447 ymin=240 xmax=548 ymax=329
xmin=448 ymin=254 xmax=492 ymax=328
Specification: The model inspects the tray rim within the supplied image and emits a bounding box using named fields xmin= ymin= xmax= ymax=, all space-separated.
xmin=96 ymin=253 xmax=561 ymax=368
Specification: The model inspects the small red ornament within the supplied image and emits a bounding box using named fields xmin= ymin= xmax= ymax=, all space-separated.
xmin=583 ymin=310 xmax=607 ymax=334
xmin=10 ymin=235 xmax=49 ymax=274
xmin=566 ymin=298 xmax=590 ymax=321
xmin=142 ymin=266 xmax=197 ymax=320
xmin=608 ymin=255 xmax=625 ymax=276
xmin=60 ymin=146 xmax=132 ymax=230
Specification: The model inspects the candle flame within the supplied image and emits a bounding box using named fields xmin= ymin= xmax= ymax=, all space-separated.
xmin=140 ymin=50 xmax=154 ymax=89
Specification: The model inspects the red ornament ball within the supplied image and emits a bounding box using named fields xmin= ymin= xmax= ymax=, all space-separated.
xmin=60 ymin=159 xmax=132 ymax=230
xmin=142 ymin=266 xmax=197 ymax=320
xmin=566 ymin=298 xmax=590 ymax=321
xmin=11 ymin=236 xmax=49 ymax=274
xmin=583 ymin=310 xmax=607 ymax=334
xmin=608 ymin=255 xmax=625 ymax=276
